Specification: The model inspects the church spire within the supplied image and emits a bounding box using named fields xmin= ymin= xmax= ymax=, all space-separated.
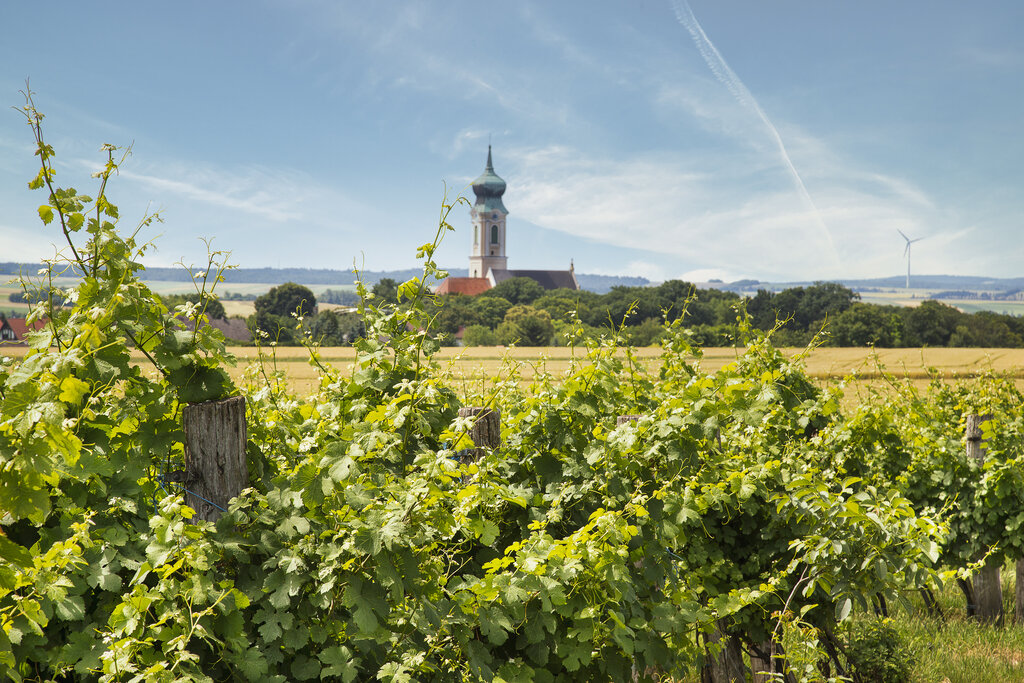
xmin=471 ymin=145 xmax=507 ymax=213
xmin=468 ymin=146 xmax=509 ymax=278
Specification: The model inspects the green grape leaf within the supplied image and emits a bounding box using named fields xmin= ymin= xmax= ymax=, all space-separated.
xmin=0 ymin=535 xmax=32 ymax=567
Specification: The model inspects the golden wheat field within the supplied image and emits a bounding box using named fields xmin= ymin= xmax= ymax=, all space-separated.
xmin=5 ymin=344 xmax=1024 ymax=397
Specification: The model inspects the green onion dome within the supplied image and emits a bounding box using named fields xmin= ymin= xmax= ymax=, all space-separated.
xmin=471 ymin=146 xmax=507 ymax=213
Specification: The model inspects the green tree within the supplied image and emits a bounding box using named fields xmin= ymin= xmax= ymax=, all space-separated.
xmin=434 ymin=294 xmax=479 ymax=338
xmin=371 ymin=277 xmax=399 ymax=304
xmin=251 ymin=283 xmax=317 ymax=344
xmin=462 ymin=324 xmax=498 ymax=346
xmin=248 ymin=310 xmax=298 ymax=344
xmin=585 ymin=285 xmax=662 ymax=328
xmin=497 ymin=304 xmax=555 ymax=345
xmin=828 ymin=303 xmax=902 ymax=347
xmin=745 ymin=289 xmax=778 ymax=330
xmin=254 ymin=282 xmax=317 ymax=318
xmin=534 ymin=288 xmax=597 ymax=323
xmin=482 ymin=276 xmax=544 ymax=305
xmin=469 ymin=295 xmax=512 ymax=328
xmin=745 ymin=283 xmax=858 ymax=334
xmin=628 ymin=317 xmax=667 ymax=346
xmin=308 ymin=309 xmax=364 ymax=345
xmin=799 ymin=282 xmax=859 ymax=329
xmin=947 ymin=311 xmax=1023 ymax=348
xmin=903 ymin=300 xmax=963 ymax=346
xmin=684 ymin=287 xmax=740 ymax=327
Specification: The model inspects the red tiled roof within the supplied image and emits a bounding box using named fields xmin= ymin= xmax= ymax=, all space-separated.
xmin=436 ymin=277 xmax=492 ymax=296
xmin=0 ymin=317 xmax=47 ymax=345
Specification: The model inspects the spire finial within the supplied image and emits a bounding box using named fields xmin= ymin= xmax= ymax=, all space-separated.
xmin=486 ymin=144 xmax=494 ymax=172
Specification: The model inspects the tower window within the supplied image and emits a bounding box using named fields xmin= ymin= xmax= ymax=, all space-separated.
xmin=490 ymin=225 xmax=499 ymax=244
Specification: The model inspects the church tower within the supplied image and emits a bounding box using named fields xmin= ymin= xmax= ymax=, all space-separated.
xmin=468 ymin=146 xmax=508 ymax=278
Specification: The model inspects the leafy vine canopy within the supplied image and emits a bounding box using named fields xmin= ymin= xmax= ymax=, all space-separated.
xmin=5 ymin=91 xmax=1015 ymax=683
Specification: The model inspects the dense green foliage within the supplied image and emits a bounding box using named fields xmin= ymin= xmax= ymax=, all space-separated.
xmin=251 ymin=279 xmax=1024 ymax=349
xmin=842 ymin=618 xmax=914 ymax=683
xmin=5 ymin=97 xmax=1024 ymax=683
xmin=435 ymin=280 xmax=1024 ymax=349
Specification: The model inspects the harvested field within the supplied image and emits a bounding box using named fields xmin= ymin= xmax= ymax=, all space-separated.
xmin=4 ymin=344 xmax=1024 ymax=396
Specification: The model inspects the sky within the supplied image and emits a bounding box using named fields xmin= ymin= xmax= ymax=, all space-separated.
xmin=1 ymin=1 xmax=1022 ymax=284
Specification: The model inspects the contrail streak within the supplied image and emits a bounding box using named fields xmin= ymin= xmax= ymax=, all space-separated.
xmin=670 ymin=0 xmax=840 ymax=265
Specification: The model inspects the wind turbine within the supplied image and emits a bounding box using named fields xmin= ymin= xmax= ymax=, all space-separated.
xmin=897 ymin=229 xmax=924 ymax=290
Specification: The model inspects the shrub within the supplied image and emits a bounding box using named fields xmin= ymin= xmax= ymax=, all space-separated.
xmin=462 ymin=323 xmax=497 ymax=346
xmin=843 ymin=618 xmax=914 ymax=683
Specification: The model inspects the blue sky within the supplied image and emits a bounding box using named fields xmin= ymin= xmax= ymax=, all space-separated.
xmin=1 ymin=1 xmax=1022 ymax=283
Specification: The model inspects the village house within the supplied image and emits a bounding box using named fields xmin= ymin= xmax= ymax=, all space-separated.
xmin=0 ymin=314 xmax=47 ymax=344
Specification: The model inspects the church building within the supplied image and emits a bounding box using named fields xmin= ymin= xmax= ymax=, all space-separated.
xmin=436 ymin=147 xmax=579 ymax=295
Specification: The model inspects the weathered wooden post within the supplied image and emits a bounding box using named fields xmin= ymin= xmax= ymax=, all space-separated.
xmin=183 ymin=396 xmax=248 ymax=522
xmin=457 ymin=406 xmax=500 ymax=460
xmin=617 ymin=414 xmax=640 ymax=427
xmin=966 ymin=413 xmax=1003 ymax=624
xmin=702 ymin=628 xmax=747 ymax=683
xmin=748 ymin=645 xmax=774 ymax=683
xmin=1017 ymin=560 xmax=1024 ymax=625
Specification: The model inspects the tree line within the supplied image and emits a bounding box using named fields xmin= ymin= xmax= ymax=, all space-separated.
xmin=242 ymin=276 xmax=1024 ymax=348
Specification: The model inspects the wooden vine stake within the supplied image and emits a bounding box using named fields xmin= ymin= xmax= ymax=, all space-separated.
xmin=1018 ymin=558 xmax=1024 ymax=625
xmin=966 ymin=413 xmax=1003 ymax=624
xmin=457 ymin=407 xmax=500 ymax=461
xmin=183 ymin=396 xmax=248 ymax=522
xmin=748 ymin=646 xmax=773 ymax=683
xmin=703 ymin=628 xmax=747 ymax=683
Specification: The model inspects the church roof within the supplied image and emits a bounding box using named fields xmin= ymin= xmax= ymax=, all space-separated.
xmin=471 ymin=146 xmax=507 ymax=214
xmin=436 ymin=277 xmax=493 ymax=296
xmin=489 ymin=269 xmax=580 ymax=291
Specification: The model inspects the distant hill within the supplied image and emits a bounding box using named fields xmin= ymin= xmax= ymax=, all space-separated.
xmin=8 ymin=261 xmax=1020 ymax=297
xmin=1 ymin=262 xmax=649 ymax=294
xmin=717 ymin=274 xmax=1024 ymax=295
xmin=841 ymin=275 xmax=1024 ymax=292
xmin=574 ymin=273 xmax=650 ymax=293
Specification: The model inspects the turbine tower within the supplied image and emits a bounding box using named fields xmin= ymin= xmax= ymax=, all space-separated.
xmin=898 ymin=229 xmax=924 ymax=289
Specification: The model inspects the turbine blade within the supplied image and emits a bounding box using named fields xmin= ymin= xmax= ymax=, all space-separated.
xmin=897 ymin=228 xmax=910 ymax=242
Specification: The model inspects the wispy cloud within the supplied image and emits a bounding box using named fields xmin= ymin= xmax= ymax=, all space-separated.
xmin=670 ymin=0 xmax=839 ymax=267
xmin=498 ymin=138 xmax=956 ymax=281
xmin=120 ymin=166 xmax=304 ymax=223
xmin=288 ymin=1 xmax=577 ymax=128
xmin=53 ymin=154 xmax=394 ymax=268
xmin=959 ymin=45 xmax=1024 ymax=69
